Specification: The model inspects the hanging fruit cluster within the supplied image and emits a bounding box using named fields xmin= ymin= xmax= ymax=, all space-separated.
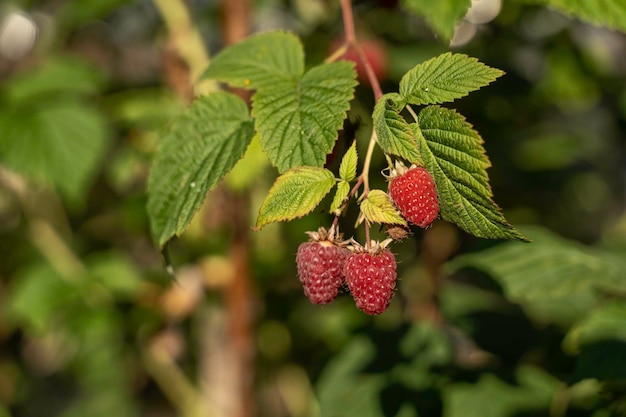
xmin=295 ymin=158 xmax=439 ymax=315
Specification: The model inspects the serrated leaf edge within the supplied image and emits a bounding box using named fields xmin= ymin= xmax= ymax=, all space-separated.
xmin=255 ymin=166 xmax=336 ymax=229
xmin=415 ymin=106 xmax=527 ymax=241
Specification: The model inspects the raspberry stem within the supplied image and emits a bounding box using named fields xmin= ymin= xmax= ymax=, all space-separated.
xmin=406 ymin=104 xmax=419 ymax=123
xmin=338 ymin=0 xmax=386 ymax=250
xmin=361 ymin=129 xmax=378 ymax=197
xmin=340 ymin=0 xmax=383 ymax=101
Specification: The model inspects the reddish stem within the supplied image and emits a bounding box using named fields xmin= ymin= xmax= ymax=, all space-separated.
xmin=341 ymin=0 xmax=356 ymax=43
xmin=353 ymin=43 xmax=383 ymax=101
xmin=338 ymin=0 xmax=385 ymax=248
xmin=340 ymin=0 xmax=383 ymax=101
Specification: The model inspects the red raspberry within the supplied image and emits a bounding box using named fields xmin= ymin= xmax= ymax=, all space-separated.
xmin=296 ymin=229 xmax=348 ymax=305
xmin=344 ymin=247 xmax=397 ymax=315
xmin=388 ymin=163 xmax=439 ymax=228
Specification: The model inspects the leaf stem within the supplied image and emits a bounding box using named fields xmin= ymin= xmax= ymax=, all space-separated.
xmin=406 ymin=104 xmax=419 ymax=123
xmin=325 ymin=43 xmax=348 ymax=63
xmin=360 ymin=129 xmax=379 ymax=196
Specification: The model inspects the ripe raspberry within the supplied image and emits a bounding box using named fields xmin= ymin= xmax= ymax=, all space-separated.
xmin=344 ymin=246 xmax=397 ymax=315
xmin=296 ymin=229 xmax=349 ymax=305
xmin=388 ymin=163 xmax=439 ymax=228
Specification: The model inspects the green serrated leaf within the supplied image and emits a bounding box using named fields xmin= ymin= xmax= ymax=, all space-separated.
xmin=147 ymin=92 xmax=254 ymax=247
xmin=253 ymin=61 xmax=356 ymax=172
xmin=330 ymin=181 xmax=351 ymax=214
xmin=339 ymin=141 xmax=358 ymax=182
xmin=373 ymin=94 xmax=422 ymax=164
xmin=256 ymin=167 xmax=335 ymax=229
xmin=360 ymin=190 xmax=407 ymax=226
xmin=201 ymin=31 xmax=304 ymax=89
xmin=401 ymin=0 xmax=471 ymax=42
xmin=416 ymin=105 xmax=526 ymax=241
xmin=446 ymin=226 xmax=626 ymax=324
xmin=527 ymin=0 xmax=626 ymax=33
xmin=0 ymin=100 xmax=108 ymax=204
xmin=399 ymin=53 xmax=504 ymax=105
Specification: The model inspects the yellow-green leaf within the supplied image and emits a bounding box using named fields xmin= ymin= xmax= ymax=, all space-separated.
xmin=339 ymin=141 xmax=358 ymax=182
xmin=360 ymin=190 xmax=407 ymax=226
xmin=256 ymin=167 xmax=335 ymax=229
xmin=330 ymin=181 xmax=351 ymax=214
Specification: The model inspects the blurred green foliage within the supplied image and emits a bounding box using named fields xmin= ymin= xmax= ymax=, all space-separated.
xmin=1 ymin=0 xmax=626 ymax=417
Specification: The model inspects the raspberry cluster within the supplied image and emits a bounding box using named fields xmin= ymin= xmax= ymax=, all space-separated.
xmin=296 ymin=228 xmax=397 ymax=315
xmin=295 ymin=161 xmax=439 ymax=315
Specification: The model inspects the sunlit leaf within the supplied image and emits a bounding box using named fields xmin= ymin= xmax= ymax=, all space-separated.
xmin=201 ymin=31 xmax=304 ymax=89
xmin=339 ymin=141 xmax=358 ymax=182
xmin=399 ymin=53 xmax=503 ymax=105
xmin=255 ymin=167 xmax=335 ymax=229
xmin=147 ymin=92 xmax=254 ymax=246
xmin=253 ymin=61 xmax=356 ymax=172
xmin=360 ymin=190 xmax=407 ymax=226
xmin=330 ymin=180 xmax=351 ymax=214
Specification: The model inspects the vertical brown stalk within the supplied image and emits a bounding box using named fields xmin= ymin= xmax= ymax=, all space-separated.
xmin=222 ymin=0 xmax=251 ymax=46
xmin=224 ymin=192 xmax=255 ymax=417
xmin=220 ymin=1 xmax=255 ymax=417
xmin=154 ymin=0 xmax=255 ymax=414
